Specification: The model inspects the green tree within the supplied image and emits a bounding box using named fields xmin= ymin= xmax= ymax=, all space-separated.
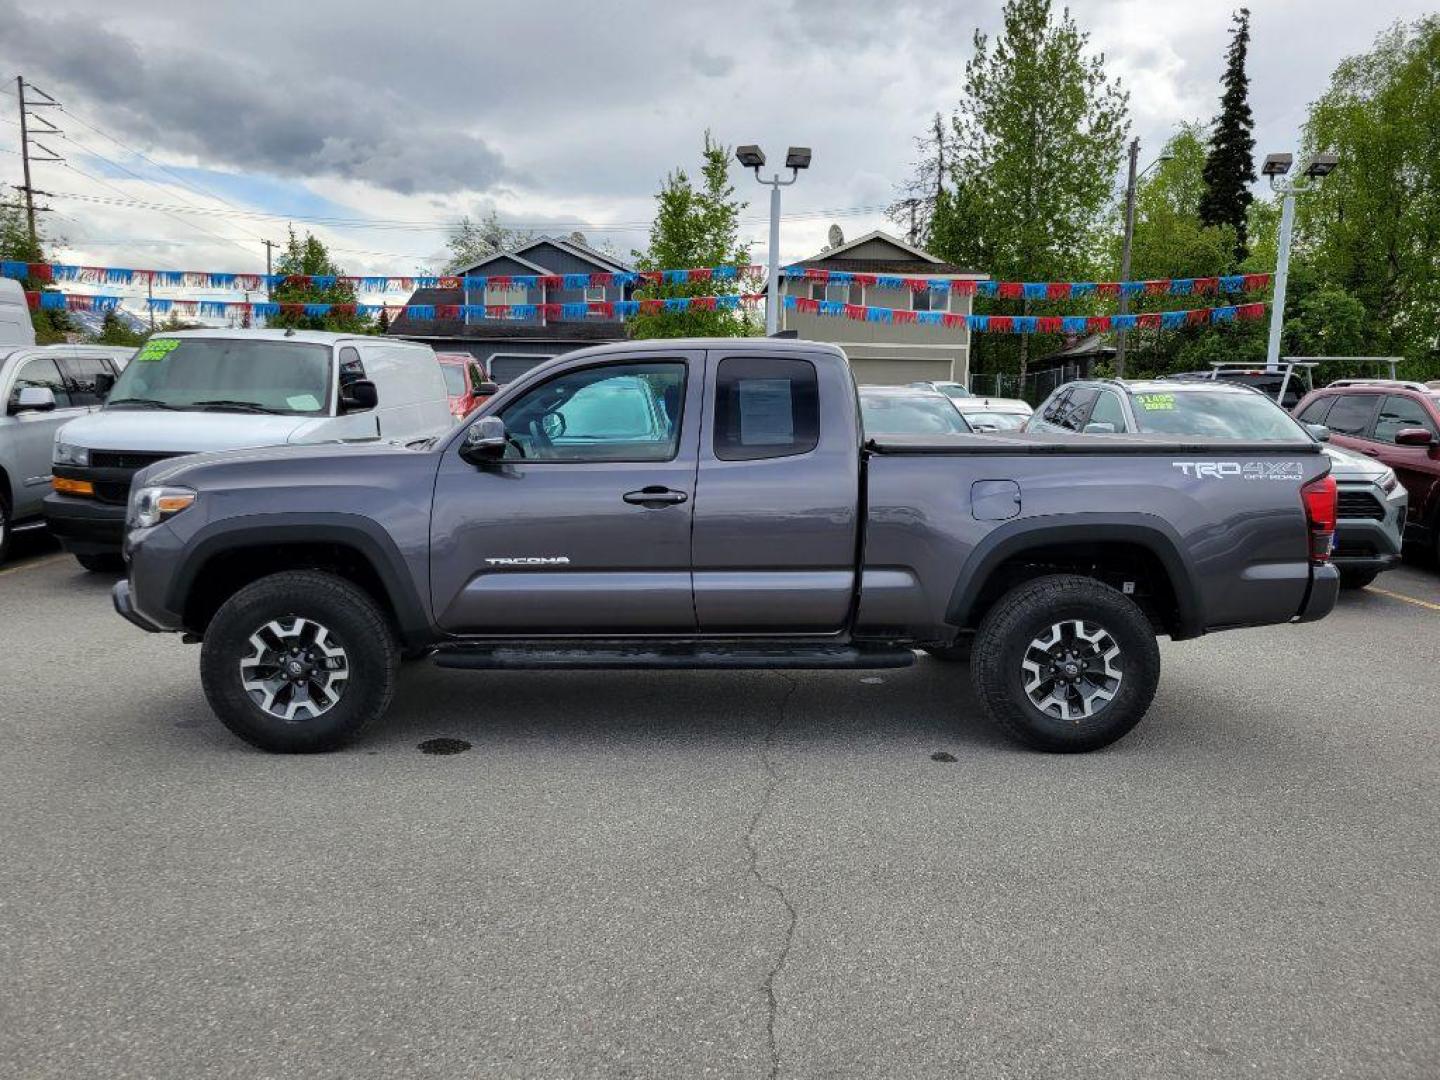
xmin=1104 ymin=122 xmax=1246 ymax=375
xmin=1297 ymin=15 xmax=1440 ymax=370
xmin=0 ymin=201 xmax=71 ymax=343
xmin=446 ymin=210 xmax=533 ymax=272
xmin=269 ymin=228 xmax=375 ymax=334
xmin=1198 ymin=8 xmax=1257 ymax=261
xmin=929 ymin=0 xmax=1129 ymax=381
xmin=629 ymin=131 xmax=756 ymax=339
xmin=90 ymin=309 xmax=146 ymax=347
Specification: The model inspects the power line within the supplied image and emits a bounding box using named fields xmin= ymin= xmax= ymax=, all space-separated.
xmin=62 ymin=161 xmax=261 ymax=258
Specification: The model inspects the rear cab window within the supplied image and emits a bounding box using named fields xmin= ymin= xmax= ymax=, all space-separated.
xmin=712 ymin=356 xmax=819 ymax=461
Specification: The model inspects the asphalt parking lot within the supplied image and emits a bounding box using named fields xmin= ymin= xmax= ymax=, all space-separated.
xmin=1 ymin=536 xmax=1437 ymax=1080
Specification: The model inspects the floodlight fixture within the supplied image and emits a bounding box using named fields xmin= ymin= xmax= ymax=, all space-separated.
xmin=785 ymin=147 xmax=812 ymax=171
xmin=1303 ymin=152 xmax=1339 ymax=178
xmin=735 ymin=145 xmax=766 ymax=169
xmin=1261 ymin=153 xmax=1293 ymax=177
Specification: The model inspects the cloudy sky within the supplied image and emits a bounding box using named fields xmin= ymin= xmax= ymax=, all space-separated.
xmin=0 ymin=0 xmax=1432 ymax=302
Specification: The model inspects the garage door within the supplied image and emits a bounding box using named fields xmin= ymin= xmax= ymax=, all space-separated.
xmin=848 ymin=357 xmax=953 ymax=386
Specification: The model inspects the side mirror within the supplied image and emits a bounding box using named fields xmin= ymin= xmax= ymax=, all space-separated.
xmin=1305 ymin=423 xmax=1331 ymax=442
xmin=1394 ymin=427 xmax=1436 ymax=447
xmin=475 ymin=381 xmax=500 ymax=396
xmin=1082 ymin=421 xmax=1117 ymax=435
xmin=340 ymin=379 xmax=378 ymax=413
xmin=14 ymin=386 xmax=56 ymax=413
xmin=459 ymin=415 xmax=507 ymax=465
xmin=94 ymin=372 xmax=116 ymax=400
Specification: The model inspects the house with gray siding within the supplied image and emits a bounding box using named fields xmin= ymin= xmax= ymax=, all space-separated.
xmin=781 ymin=230 xmax=987 ymax=386
xmin=387 ymin=236 xmax=636 ymax=382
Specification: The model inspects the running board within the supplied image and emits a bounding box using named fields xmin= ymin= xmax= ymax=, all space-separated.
xmin=432 ymin=642 xmax=916 ymax=671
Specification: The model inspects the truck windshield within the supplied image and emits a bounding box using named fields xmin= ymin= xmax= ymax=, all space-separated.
xmin=1131 ymin=390 xmax=1305 ymax=439
xmin=107 ymin=338 xmax=332 ymax=415
xmin=440 ymin=365 xmax=467 ymax=396
xmin=860 ymin=393 xmax=972 ymax=436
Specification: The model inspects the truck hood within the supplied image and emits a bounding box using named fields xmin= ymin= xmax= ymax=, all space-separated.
xmin=57 ymin=409 xmax=314 ymax=453
xmin=1323 ymin=444 xmax=1390 ymax=482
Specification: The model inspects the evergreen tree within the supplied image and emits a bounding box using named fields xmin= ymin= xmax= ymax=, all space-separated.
xmin=377 ymin=306 xmax=391 ymax=334
xmin=1198 ymin=8 xmax=1257 ymax=262
xmin=269 ymin=227 xmax=374 ymax=334
xmin=92 ymin=309 xmax=146 ymax=347
xmin=629 ymin=131 xmax=756 ymax=339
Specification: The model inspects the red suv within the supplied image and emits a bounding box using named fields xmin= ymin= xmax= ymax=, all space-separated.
xmin=1294 ymin=380 xmax=1440 ymax=558
xmin=436 ymin=353 xmax=499 ymax=421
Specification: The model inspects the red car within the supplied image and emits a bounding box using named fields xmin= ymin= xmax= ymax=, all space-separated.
xmin=1294 ymin=379 xmax=1440 ymax=558
xmin=436 ymin=353 xmax=499 ymax=421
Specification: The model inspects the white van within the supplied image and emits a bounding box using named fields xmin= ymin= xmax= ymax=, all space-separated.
xmin=0 ymin=278 xmax=36 ymax=347
xmin=45 ymin=329 xmax=452 ymax=569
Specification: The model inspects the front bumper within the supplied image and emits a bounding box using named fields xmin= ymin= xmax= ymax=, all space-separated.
xmin=112 ymin=579 xmax=163 ymax=633
xmin=42 ymin=493 xmax=127 ymax=555
xmin=1332 ymin=482 xmax=1407 ymax=574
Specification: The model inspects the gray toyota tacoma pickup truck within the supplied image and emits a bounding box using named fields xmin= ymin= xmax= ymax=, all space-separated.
xmin=112 ymin=338 xmax=1340 ymax=754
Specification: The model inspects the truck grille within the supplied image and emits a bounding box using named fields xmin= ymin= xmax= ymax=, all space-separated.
xmin=83 ymin=450 xmax=187 ymax=505
xmin=89 ymin=450 xmax=183 ymax=470
xmin=1336 ymin=489 xmax=1384 ymax=521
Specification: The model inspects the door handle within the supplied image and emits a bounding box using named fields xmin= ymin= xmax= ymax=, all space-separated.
xmin=623 ymin=486 xmax=688 ymax=507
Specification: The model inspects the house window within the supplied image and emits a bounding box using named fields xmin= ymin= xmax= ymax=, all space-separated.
xmin=818 ymin=283 xmax=862 ymax=305
xmin=485 ymin=284 xmax=527 ymax=319
xmin=912 ymin=289 xmax=947 ymax=313
xmin=584 ymin=284 xmax=606 ymax=304
xmin=808 ymin=281 xmax=826 ymax=302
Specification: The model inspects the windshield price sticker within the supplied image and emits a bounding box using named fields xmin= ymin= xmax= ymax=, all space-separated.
xmin=137 ymin=338 xmax=181 ymax=362
xmin=1136 ymin=393 xmax=1176 ymax=411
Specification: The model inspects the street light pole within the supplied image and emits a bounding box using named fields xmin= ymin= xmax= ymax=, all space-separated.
xmin=1264 ymin=188 xmax=1297 ymax=373
xmin=1116 ymin=138 xmax=1140 ymax=378
xmin=1261 ymin=150 xmax=1337 ymax=373
xmin=737 ymin=145 xmax=810 ymax=336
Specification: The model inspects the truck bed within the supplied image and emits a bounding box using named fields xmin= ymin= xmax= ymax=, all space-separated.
xmin=866 ymin=431 xmax=1326 ymax=456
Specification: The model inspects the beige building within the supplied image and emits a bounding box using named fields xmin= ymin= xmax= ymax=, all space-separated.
xmin=780 ymin=230 xmax=988 ymax=385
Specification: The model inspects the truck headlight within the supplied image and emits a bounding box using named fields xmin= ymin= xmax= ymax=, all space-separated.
xmin=130 ymin=486 xmax=196 ymax=529
xmin=1377 ymin=468 xmax=1398 ymax=493
xmin=54 ymin=442 xmax=89 ymax=467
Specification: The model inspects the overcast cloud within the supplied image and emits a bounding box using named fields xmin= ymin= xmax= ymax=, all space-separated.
xmin=0 ymin=0 xmax=1433 ymax=284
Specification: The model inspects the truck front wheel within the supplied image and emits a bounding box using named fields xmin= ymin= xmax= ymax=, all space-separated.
xmin=971 ymin=574 xmax=1160 ymax=753
xmin=200 ymin=570 xmax=399 ymax=753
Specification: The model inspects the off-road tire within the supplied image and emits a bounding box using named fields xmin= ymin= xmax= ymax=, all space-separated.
xmin=1337 ymin=568 xmax=1379 ymax=591
xmin=200 ymin=570 xmax=398 ymax=753
xmin=971 ymin=574 xmax=1160 ymax=753
xmin=75 ymin=552 xmax=125 ymax=573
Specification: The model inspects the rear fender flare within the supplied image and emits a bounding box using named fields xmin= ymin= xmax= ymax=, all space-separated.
xmin=944 ymin=514 xmax=1204 ymax=640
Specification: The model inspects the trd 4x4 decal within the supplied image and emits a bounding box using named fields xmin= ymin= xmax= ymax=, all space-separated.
xmin=1172 ymin=461 xmax=1303 ymax=481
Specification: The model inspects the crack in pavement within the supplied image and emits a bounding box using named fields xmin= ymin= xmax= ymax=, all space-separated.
xmin=743 ymin=675 xmax=800 ymax=1080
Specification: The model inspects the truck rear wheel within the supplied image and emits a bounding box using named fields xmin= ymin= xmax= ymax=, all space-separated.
xmin=200 ymin=570 xmax=398 ymax=753
xmin=971 ymin=574 xmax=1160 ymax=753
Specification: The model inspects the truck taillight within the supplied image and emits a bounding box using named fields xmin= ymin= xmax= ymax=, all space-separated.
xmin=1301 ymin=473 xmax=1337 ymax=564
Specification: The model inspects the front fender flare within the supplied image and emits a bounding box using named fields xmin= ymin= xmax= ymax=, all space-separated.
xmin=166 ymin=513 xmax=435 ymax=646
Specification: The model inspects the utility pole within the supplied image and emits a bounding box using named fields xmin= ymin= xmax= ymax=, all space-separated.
xmin=12 ymin=77 xmax=63 ymax=252
xmin=1115 ymin=137 xmax=1140 ymax=379
xmin=263 ymin=239 xmax=276 ymax=299
xmin=16 ymin=77 xmax=35 ymax=247
xmin=147 ymin=275 xmax=155 ymax=330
